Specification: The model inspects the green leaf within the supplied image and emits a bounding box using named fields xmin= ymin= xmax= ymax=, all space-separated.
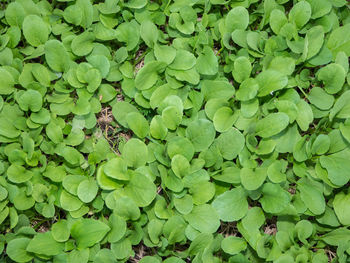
xmin=334 ymin=192 xmax=350 ymax=225
xmin=45 ymin=40 xmax=70 ymax=72
xmin=112 ymin=101 xmax=139 ymax=127
xmin=201 ymin=80 xmax=235 ymax=101
xmin=52 ymin=220 xmax=70 ymax=242
xmin=321 ymin=228 xmax=350 ymax=246
xmin=76 ymin=0 xmax=93 ymax=28
xmin=140 ymin=20 xmax=158 ymax=48
xmin=221 ymin=236 xmax=247 ymax=255
xmin=225 ymin=6 xmax=249 ymax=32
xmin=122 ymin=138 xmax=148 ymax=168
xmin=268 ymin=56 xmax=295 ymax=75
xmin=115 ymin=20 xmax=140 ymax=51
xmin=288 ymin=1 xmax=311 ymax=29
xmin=298 ymin=177 xmax=325 ymax=215
xmin=63 ymin=4 xmax=83 ymax=25
xmin=295 ymin=220 xmax=313 ymax=243
xmin=71 ymin=218 xmax=110 ymax=249
xmin=189 ymin=181 xmax=215 ymax=205
xmin=213 ymin=107 xmax=236 ymax=132
xmin=242 ymin=207 xmax=265 ymax=230
xmin=60 ymin=190 xmax=83 ymax=211
xmin=320 ymin=153 xmax=350 ymax=186
xmin=22 ymin=15 xmax=49 ymax=47
xmin=214 ymin=128 xmax=245 ymax=160
xmin=305 ymin=26 xmax=325 ymax=60
xmin=308 ymin=87 xmax=334 ymax=110
xmin=195 ymin=46 xmax=218 ymax=75
xmin=7 ymin=238 xmax=33 ymax=263
xmin=327 ymin=24 xmax=350 ymax=56
xmin=167 ymin=136 xmax=194 ymax=161
xmin=171 ymin=154 xmax=190 ymax=178
xmin=162 ymin=106 xmax=182 ymax=130
xmin=126 ymin=112 xmax=150 ymax=138
xmin=186 ymin=119 xmax=216 ymax=152
xmin=260 ymin=183 xmax=290 ymax=213
xmin=174 ymin=194 xmax=193 ymax=215
xmin=317 ymin=63 xmax=346 ymax=94
xmin=256 ymin=70 xmax=288 ymax=97
xmin=307 ymin=0 xmax=332 ymax=19
xmin=7 ymin=164 xmax=33 ymax=184
xmin=240 ymin=167 xmax=267 ymax=191
xmin=270 ymin=9 xmax=288 ymax=34
xmin=184 ymin=204 xmax=220 ymax=233
xmin=236 ymin=78 xmax=259 ymax=101
xmin=232 ymin=56 xmax=251 ymax=83
xmin=77 ymin=178 xmax=98 ymax=203
xmin=150 ymin=115 xmax=168 ymax=140
xmin=0 ymin=67 xmax=15 ymax=95
xmin=256 ymin=113 xmax=289 ymax=138
xmin=123 ymin=0 xmax=147 ymax=9
xmin=169 ymin=50 xmax=196 ymax=71
xmin=108 ymin=212 xmax=127 ymax=243
xmin=124 ymin=171 xmax=157 ymax=207
xmin=104 ymin=158 xmax=129 ymax=181
xmin=27 ymin=232 xmax=64 ymax=256
xmin=154 ymin=44 xmax=176 ymax=65
xmin=18 ymin=89 xmax=42 ymax=112
xmin=296 ymin=100 xmax=313 ymax=131
xmin=5 ymin=2 xmax=26 ymax=27
xmin=212 ymin=187 xmax=248 ymax=222
xmin=135 ymin=61 xmax=167 ymax=90
xmin=71 ymin=31 xmax=95 ymax=56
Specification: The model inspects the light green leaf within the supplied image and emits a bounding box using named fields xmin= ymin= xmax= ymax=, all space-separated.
xmin=27 ymin=232 xmax=64 ymax=256
xmin=45 ymin=40 xmax=70 ymax=72
xmin=317 ymin=63 xmax=346 ymax=94
xmin=184 ymin=204 xmax=220 ymax=233
xmin=7 ymin=238 xmax=33 ymax=263
xmin=71 ymin=218 xmax=110 ymax=249
xmin=260 ymin=183 xmax=290 ymax=213
xmin=77 ymin=179 xmax=98 ymax=203
xmin=288 ymin=1 xmax=312 ymax=29
xmin=22 ymin=15 xmax=49 ymax=47
xmin=124 ymin=171 xmax=156 ymax=207
xmin=212 ymin=187 xmax=248 ymax=222
xmin=256 ymin=113 xmax=289 ymax=138
xmin=221 ymin=236 xmax=247 ymax=255
xmin=126 ymin=112 xmax=149 ymax=138
xmin=334 ymin=192 xmax=350 ymax=225
xmin=257 ymin=70 xmax=288 ymax=97
xmin=122 ymin=138 xmax=148 ymax=168
xmin=196 ymin=46 xmax=218 ymax=75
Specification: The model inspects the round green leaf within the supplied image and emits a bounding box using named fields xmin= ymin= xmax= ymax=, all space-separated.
xmin=212 ymin=187 xmax=248 ymax=222
xmin=122 ymin=138 xmax=148 ymax=168
xmin=221 ymin=236 xmax=247 ymax=255
xmin=184 ymin=204 xmax=220 ymax=234
xmin=104 ymin=157 xmax=129 ymax=181
xmin=22 ymin=15 xmax=50 ymax=47
xmin=77 ymin=179 xmax=98 ymax=203
xmin=260 ymin=183 xmax=291 ymax=213
xmin=126 ymin=112 xmax=150 ymax=138
xmin=124 ymin=172 xmax=156 ymax=207
xmin=256 ymin=113 xmax=289 ymax=138
xmin=7 ymin=238 xmax=33 ymax=263
xmin=52 ymin=220 xmax=70 ymax=242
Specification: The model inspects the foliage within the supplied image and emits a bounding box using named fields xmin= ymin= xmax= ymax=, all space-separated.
xmin=0 ymin=0 xmax=349 ymax=262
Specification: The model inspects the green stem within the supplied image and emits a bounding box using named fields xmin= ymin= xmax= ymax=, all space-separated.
xmin=164 ymin=0 xmax=171 ymax=11
xmin=134 ymin=50 xmax=148 ymax=66
xmin=297 ymin=86 xmax=308 ymax=99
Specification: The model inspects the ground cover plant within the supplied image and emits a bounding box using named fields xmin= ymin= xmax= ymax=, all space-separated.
xmin=0 ymin=0 xmax=349 ymax=262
